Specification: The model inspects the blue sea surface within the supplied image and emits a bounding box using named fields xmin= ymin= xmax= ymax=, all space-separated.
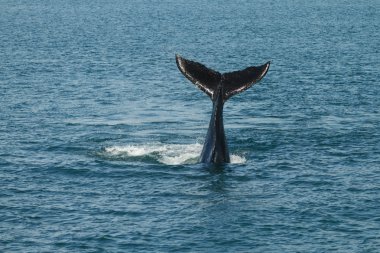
xmin=1 ymin=0 xmax=380 ymax=252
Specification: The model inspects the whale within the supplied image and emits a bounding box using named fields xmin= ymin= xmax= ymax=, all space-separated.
xmin=176 ymin=54 xmax=270 ymax=163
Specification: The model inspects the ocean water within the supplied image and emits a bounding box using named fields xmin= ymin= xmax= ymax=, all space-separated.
xmin=1 ymin=0 xmax=379 ymax=252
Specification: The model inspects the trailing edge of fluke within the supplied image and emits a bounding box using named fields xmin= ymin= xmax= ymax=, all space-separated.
xmin=175 ymin=54 xmax=270 ymax=164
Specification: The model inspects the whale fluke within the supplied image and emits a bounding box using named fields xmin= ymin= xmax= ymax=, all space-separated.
xmin=175 ymin=54 xmax=270 ymax=102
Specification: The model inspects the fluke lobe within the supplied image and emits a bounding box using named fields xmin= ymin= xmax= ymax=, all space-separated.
xmin=176 ymin=54 xmax=270 ymax=163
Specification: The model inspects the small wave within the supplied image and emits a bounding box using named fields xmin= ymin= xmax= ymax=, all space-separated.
xmin=102 ymin=143 xmax=246 ymax=165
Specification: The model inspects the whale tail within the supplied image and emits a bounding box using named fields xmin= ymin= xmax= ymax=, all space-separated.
xmin=175 ymin=54 xmax=270 ymax=101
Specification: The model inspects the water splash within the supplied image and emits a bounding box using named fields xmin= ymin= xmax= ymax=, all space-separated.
xmin=102 ymin=143 xmax=246 ymax=165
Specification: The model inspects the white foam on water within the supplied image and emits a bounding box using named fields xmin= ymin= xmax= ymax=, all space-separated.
xmin=104 ymin=143 xmax=246 ymax=165
xmin=230 ymin=154 xmax=247 ymax=164
xmin=105 ymin=145 xmax=167 ymax=157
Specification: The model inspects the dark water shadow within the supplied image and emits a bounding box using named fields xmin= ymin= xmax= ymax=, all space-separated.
xmin=199 ymin=162 xmax=229 ymax=173
xmin=196 ymin=163 xmax=230 ymax=194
